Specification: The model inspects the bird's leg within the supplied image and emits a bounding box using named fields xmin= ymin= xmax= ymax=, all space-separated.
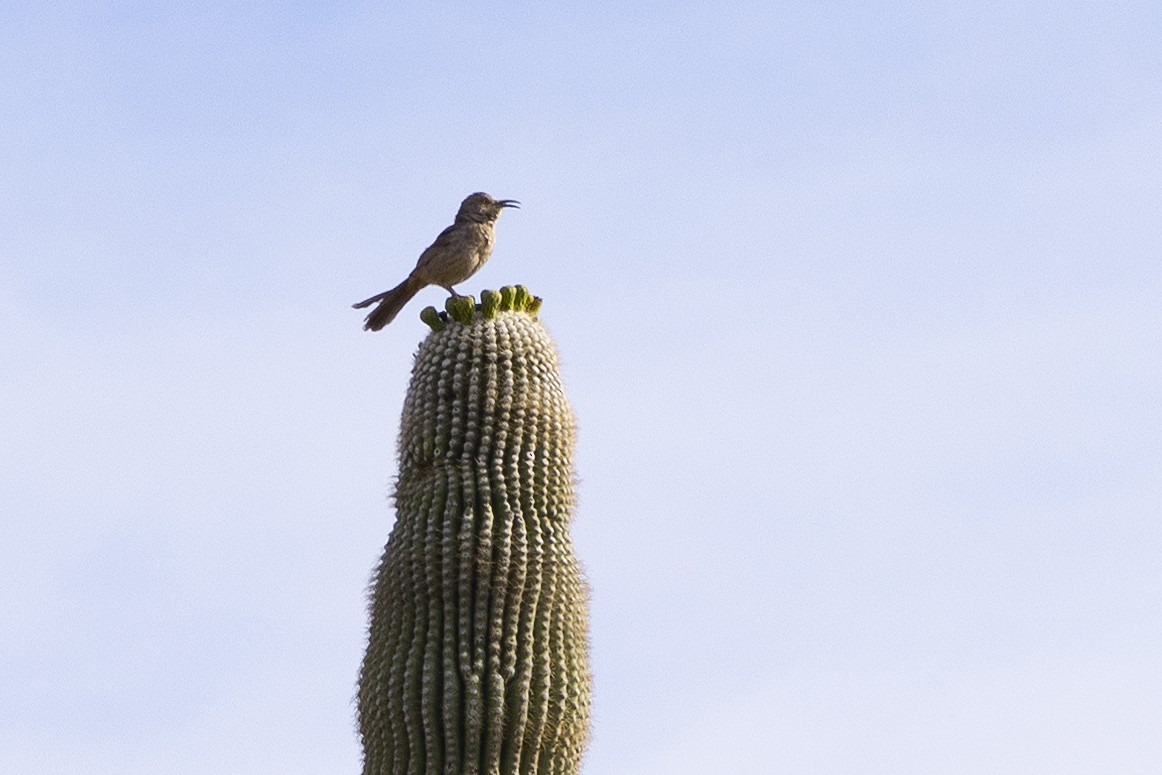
xmin=443 ymin=285 xmax=463 ymax=298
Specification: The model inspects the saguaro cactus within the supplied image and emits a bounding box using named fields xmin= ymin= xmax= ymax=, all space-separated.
xmin=359 ymin=287 xmax=591 ymax=775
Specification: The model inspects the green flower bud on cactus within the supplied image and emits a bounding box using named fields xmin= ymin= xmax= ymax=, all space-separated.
xmin=419 ymin=306 xmax=445 ymax=332
xmin=359 ymin=290 xmax=590 ymax=775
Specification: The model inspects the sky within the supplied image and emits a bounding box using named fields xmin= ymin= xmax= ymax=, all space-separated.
xmin=2 ymin=2 xmax=1160 ymax=773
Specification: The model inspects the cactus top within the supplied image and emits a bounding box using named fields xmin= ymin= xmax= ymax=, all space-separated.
xmin=418 ymin=284 xmax=543 ymax=332
xmin=398 ymin=285 xmax=575 ymax=516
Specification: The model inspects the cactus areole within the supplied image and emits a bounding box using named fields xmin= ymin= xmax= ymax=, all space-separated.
xmin=358 ymin=287 xmax=591 ymax=775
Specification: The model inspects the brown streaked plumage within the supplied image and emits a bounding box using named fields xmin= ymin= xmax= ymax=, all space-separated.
xmin=353 ymin=192 xmax=519 ymax=331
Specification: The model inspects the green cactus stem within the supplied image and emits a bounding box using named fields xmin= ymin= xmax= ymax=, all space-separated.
xmin=359 ymin=288 xmax=590 ymax=775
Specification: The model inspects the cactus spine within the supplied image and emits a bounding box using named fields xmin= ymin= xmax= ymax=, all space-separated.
xmin=359 ymin=287 xmax=590 ymax=775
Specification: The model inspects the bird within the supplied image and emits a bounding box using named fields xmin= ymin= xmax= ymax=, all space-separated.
xmin=353 ymin=192 xmax=520 ymax=331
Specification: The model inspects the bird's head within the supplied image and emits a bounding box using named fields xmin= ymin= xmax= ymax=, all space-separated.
xmin=456 ymin=192 xmax=520 ymax=223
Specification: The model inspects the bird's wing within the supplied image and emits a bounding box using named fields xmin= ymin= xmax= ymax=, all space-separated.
xmin=416 ymin=223 xmax=459 ymax=263
xmin=418 ymin=223 xmax=453 ymax=253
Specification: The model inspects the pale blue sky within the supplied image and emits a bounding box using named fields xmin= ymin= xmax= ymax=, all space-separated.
xmin=3 ymin=3 xmax=1160 ymax=773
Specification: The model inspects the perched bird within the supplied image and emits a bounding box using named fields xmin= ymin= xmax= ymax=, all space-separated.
xmin=353 ymin=192 xmax=520 ymax=331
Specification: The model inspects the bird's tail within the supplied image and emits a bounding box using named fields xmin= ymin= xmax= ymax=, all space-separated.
xmin=353 ymin=275 xmax=424 ymax=331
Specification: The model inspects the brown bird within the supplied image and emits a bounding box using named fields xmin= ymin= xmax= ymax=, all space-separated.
xmin=353 ymin=192 xmax=520 ymax=331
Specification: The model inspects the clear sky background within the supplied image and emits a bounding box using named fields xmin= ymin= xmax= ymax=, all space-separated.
xmin=3 ymin=2 xmax=1160 ymax=773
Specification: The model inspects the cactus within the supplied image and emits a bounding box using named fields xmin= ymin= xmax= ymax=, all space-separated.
xmin=359 ymin=287 xmax=591 ymax=775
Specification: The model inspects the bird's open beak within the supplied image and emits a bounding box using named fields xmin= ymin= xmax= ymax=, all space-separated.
xmin=497 ymin=199 xmax=521 ymax=209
